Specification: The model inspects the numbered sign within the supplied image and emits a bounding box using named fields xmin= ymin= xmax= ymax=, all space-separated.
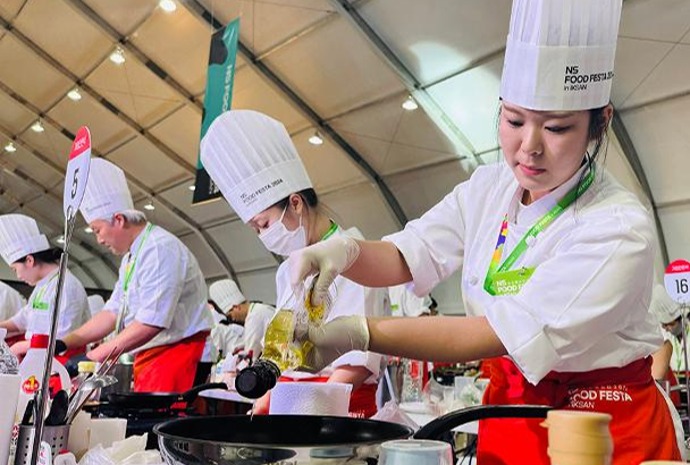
xmin=63 ymin=126 xmax=91 ymax=221
xmin=664 ymin=259 xmax=690 ymax=304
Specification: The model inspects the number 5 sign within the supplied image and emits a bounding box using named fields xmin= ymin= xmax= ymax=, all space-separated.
xmin=63 ymin=126 xmax=91 ymax=221
xmin=664 ymin=259 xmax=690 ymax=304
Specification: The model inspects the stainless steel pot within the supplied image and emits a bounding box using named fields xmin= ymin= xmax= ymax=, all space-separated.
xmin=99 ymin=355 xmax=134 ymax=400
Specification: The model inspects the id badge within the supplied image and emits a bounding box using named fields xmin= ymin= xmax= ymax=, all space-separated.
xmin=490 ymin=267 xmax=535 ymax=296
xmin=116 ymin=296 xmax=129 ymax=334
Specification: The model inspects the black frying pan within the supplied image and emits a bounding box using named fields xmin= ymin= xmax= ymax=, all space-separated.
xmin=108 ymin=382 xmax=227 ymax=410
xmin=154 ymin=405 xmax=552 ymax=465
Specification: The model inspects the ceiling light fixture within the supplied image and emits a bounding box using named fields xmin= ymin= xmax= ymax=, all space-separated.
xmin=84 ymin=226 xmax=93 ymax=234
xmin=144 ymin=201 xmax=155 ymax=211
xmin=308 ymin=131 xmax=324 ymax=146
xmin=188 ymin=184 xmax=196 ymax=191
xmin=30 ymin=120 xmax=45 ymax=133
xmin=4 ymin=142 xmax=16 ymax=153
xmin=67 ymin=88 xmax=82 ymax=101
xmin=402 ymin=95 xmax=418 ymax=111
xmin=109 ymin=46 xmax=126 ymax=65
xmin=159 ymin=0 xmax=177 ymax=13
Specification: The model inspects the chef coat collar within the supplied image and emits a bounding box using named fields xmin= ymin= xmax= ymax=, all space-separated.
xmin=127 ymin=222 xmax=153 ymax=257
xmin=507 ymin=162 xmax=589 ymax=226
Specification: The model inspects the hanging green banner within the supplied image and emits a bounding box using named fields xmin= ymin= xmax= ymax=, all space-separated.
xmin=193 ymin=17 xmax=240 ymax=204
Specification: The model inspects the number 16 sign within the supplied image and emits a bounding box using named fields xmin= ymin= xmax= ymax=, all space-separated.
xmin=665 ymin=259 xmax=690 ymax=304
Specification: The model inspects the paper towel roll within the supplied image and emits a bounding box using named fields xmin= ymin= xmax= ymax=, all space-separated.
xmin=0 ymin=374 xmax=20 ymax=465
xmin=88 ymin=418 xmax=127 ymax=449
xmin=269 ymin=382 xmax=352 ymax=416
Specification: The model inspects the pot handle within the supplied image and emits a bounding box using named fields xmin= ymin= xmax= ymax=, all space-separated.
xmin=180 ymin=382 xmax=229 ymax=402
xmin=413 ymin=404 xmax=552 ymax=440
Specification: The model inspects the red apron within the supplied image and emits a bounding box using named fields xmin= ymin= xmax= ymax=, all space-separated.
xmin=478 ymin=357 xmax=681 ymax=465
xmin=133 ymin=331 xmax=208 ymax=392
xmin=278 ymin=376 xmax=378 ymax=418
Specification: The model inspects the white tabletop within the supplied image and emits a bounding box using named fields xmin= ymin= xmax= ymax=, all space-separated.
xmin=199 ymin=388 xmax=254 ymax=404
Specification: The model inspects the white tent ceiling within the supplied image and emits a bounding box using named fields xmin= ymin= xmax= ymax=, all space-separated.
xmin=0 ymin=0 xmax=686 ymax=314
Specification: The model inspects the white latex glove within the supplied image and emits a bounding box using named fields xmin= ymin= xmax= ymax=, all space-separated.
xmin=288 ymin=235 xmax=361 ymax=305
xmin=300 ymin=315 xmax=370 ymax=372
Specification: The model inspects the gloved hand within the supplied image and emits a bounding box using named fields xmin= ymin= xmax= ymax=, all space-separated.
xmin=288 ymin=235 xmax=361 ymax=306
xmin=299 ymin=315 xmax=370 ymax=372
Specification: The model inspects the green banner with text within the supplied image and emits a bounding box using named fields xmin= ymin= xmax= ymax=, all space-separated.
xmin=193 ymin=17 xmax=239 ymax=204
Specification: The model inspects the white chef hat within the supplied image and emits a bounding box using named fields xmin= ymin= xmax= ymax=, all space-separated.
xmin=79 ymin=158 xmax=134 ymax=224
xmin=209 ymin=279 xmax=246 ymax=312
xmin=0 ymin=214 xmax=51 ymax=265
xmin=87 ymin=294 xmax=105 ymax=317
xmin=200 ymin=110 xmax=313 ymax=223
xmin=650 ymin=283 xmax=681 ymax=324
xmin=501 ymin=0 xmax=623 ymax=111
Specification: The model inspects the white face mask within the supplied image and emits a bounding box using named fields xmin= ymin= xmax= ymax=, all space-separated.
xmin=258 ymin=204 xmax=307 ymax=256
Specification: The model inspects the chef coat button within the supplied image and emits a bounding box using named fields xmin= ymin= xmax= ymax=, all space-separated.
xmin=469 ymin=276 xmax=479 ymax=286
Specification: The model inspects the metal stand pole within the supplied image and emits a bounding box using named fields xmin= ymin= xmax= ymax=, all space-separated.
xmin=29 ymin=217 xmax=76 ymax=465
xmin=681 ymin=304 xmax=690 ymax=440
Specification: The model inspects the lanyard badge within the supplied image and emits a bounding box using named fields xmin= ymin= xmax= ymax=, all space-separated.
xmin=484 ymin=166 xmax=595 ymax=296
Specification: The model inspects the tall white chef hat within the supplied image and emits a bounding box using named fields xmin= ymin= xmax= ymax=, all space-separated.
xmin=200 ymin=110 xmax=313 ymax=223
xmin=209 ymin=279 xmax=246 ymax=312
xmin=0 ymin=214 xmax=51 ymax=265
xmin=650 ymin=283 xmax=682 ymax=324
xmin=80 ymin=158 xmax=134 ymax=224
xmin=87 ymin=294 xmax=105 ymax=317
xmin=501 ymin=0 xmax=623 ymax=111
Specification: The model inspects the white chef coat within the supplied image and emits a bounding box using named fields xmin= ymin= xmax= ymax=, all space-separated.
xmin=104 ymin=224 xmax=212 ymax=353
xmin=0 ymin=281 xmax=26 ymax=321
xmin=11 ymin=268 xmax=88 ymax=339
xmin=243 ymin=302 xmax=276 ymax=357
xmin=660 ymin=326 xmax=690 ymax=373
xmin=202 ymin=305 xmax=226 ymax=363
xmin=276 ymin=226 xmax=388 ymax=384
xmin=388 ymin=284 xmax=432 ymax=317
xmin=385 ymin=162 xmax=661 ymax=385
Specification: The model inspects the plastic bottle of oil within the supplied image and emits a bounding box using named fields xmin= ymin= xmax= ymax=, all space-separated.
xmin=235 ymin=288 xmax=325 ymax=399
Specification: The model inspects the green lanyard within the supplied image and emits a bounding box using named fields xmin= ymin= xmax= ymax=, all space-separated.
xmin=31 ymin=273 xmax=58 ymax=311
xmin=321 ymin=221 xmax=338 ymax=241
xmin=484 ymin=166 xmax=595 ymax=295
xmin=122 ymin=223 xmax=155 ymax=293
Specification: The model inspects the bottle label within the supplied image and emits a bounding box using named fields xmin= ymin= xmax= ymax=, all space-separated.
xmin=22 ymin=375 xmax=40 ymax=394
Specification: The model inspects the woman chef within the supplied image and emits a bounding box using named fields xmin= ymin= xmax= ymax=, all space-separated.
xmin=287 ymin=0 xmax=682 ymax=463
xmin=200 ymin=110 xmax=387 ymax=418
xmin=0 ymin=214 xmax=89 ymax=361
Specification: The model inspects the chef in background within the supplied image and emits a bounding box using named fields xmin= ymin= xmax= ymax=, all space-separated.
xmin=209 ymin=279 xmax=274 ymax=362
xmin=0 ymin=281 xmax=26 ymax=344
xmin=60 ymin=159 xmax=212 ymax=392
xmin=650 ymin=283 xmax=686 ymax=408
xmin=0 ymin=214 xmax=88 ymax=361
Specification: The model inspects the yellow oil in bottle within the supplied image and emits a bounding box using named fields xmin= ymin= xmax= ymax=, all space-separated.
xmin=261 ymin=309 xmax=305 ymax=371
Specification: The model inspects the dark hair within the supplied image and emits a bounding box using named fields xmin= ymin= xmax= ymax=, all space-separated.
xmin=15 ymin=247 xmax=63 ymax=265
xmin=272 ymin=188 xmax=319 ymax=211
xmin=587 ymin=105 xmax=610 ymax=163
